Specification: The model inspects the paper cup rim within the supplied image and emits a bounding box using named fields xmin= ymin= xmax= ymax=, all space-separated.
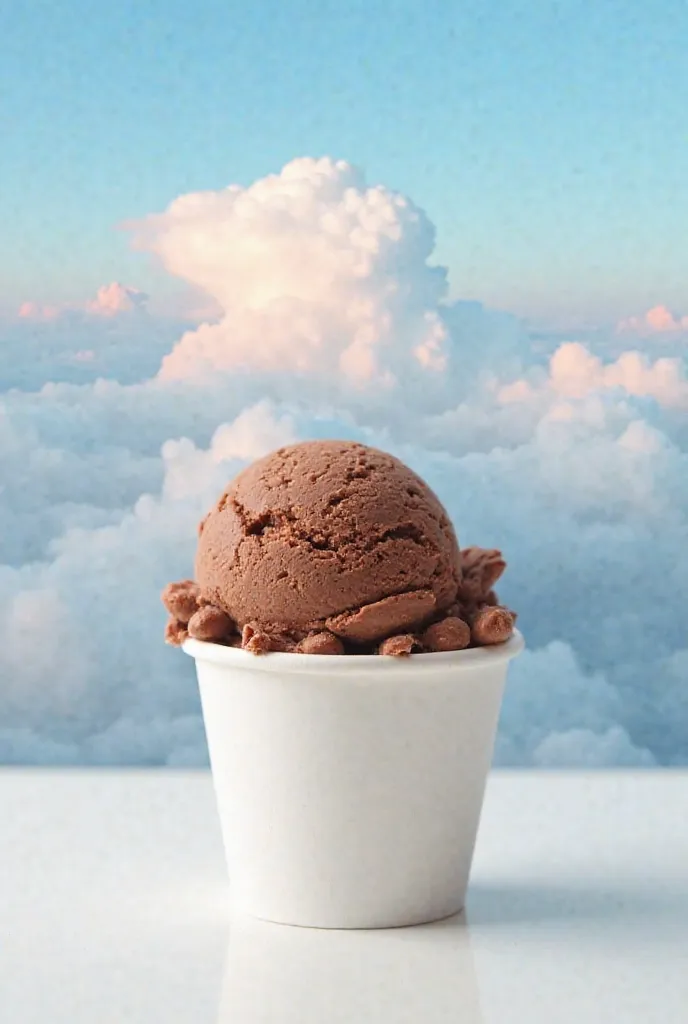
xmin=182 ymin=628 xmax=524 ymax=675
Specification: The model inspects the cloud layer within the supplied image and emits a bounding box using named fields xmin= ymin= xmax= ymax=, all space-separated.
xmin=1 ymin=283 xmax=188 ymax=390
xmin=1 ymin=157 xmax=686 ymax=767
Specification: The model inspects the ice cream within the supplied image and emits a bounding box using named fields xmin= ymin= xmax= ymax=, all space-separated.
xmin=162 ymin=440 xmax=516 ymax=655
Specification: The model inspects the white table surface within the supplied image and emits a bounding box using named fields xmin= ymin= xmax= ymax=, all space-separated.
xmin=1 ymin=770 xmax=687 ymax=1023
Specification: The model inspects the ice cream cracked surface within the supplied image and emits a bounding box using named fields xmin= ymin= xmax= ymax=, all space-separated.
xmin=162 ymin=440 xmax=516 ymax=655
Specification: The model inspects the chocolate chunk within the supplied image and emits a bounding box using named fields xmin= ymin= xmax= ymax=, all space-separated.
xmin=422 ymin=616 xmax=471 ymax=652
xmin=187 ymin=605 xmax=235 ymax=642
xmin=378 ymin=634 xmax=422 ymax=657
xmin=161 ymin=580 xmax=200 ymax=624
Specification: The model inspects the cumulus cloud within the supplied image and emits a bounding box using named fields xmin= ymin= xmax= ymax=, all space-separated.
xmin=0 ymin=157 xmax=686 ymax=767
xmin=0 ymin=288 xmax=188 ymax=391
xmin=617 ymin=305 xmax=688 ymax=336
xmin=131 ymin=157 xmax=452 ymax=385
xmin=86 ymin=282 xmax=149 ymax=316
xmin=494 ymin=341 xmax=688 ymax=410
xmin=494 ymin=643 xmax=656 ymax=767
xmin=17 ymin=282 xmax=149 ymax=321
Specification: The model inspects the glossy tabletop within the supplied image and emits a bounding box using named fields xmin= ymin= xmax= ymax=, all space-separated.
xmin=1 ymin=770 xmax=687 ymax=1023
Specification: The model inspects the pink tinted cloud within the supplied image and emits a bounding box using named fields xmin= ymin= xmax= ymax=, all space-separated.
xmin=17 ymin=283 xmax=148 ymax=321
xmin=616 ymin=305 xmax=688 ymax=336
xmin=18 ymin=301 xmax=60 ymax=321
xmin=496 ymin=341 xmax=688 ymax=409
xmin=85 ymin=283 xmax=148 ymax=316
xmin=128 ymin=156 xmax=450 ymax=385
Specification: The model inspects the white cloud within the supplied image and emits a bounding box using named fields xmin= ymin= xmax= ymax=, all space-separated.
xmin=0 ymin=156 xmax=687 ymax=767
xmin=131 ymin=157 xmax=451 ymax=386
xmin=0 ymin=313 xmax=186 ymax=393
xmin=1 ymin=282 xmax=171 ymax=390
xmin=0 ymin=399 xmax=298 ymax=765
xmin=492 ymin=642 xmax=657 ymax=767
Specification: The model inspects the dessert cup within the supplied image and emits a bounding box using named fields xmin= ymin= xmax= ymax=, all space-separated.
xmin=183 ymin=630 xmax=523 ymax=929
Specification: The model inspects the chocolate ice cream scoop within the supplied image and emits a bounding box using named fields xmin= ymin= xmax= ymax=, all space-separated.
xmin=194 ymin=440 xmax=462 ymax=644
xmin=162 ymin=439 xmax=517 ymax=655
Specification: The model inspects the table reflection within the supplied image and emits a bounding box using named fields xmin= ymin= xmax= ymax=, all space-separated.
xmin=218 ymin=911 xmax=483 ymax=1024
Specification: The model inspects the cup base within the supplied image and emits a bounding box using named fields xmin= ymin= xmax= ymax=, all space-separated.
xmin=245 ymin=902 xmax=466 ymax=931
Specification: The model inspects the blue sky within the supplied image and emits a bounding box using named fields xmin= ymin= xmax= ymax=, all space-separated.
xmin=2 ymin=0 xmax=686 ymax=321
xmin=1 ymin=4 xmax=687 ymax=769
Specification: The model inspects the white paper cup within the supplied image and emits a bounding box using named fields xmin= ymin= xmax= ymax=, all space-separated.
xmin=183 ymin=630 xmax=523 ymax=930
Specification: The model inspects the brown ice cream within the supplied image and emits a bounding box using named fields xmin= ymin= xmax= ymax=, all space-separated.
xmin=162 ymin=440 xmax=516 ymax=656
